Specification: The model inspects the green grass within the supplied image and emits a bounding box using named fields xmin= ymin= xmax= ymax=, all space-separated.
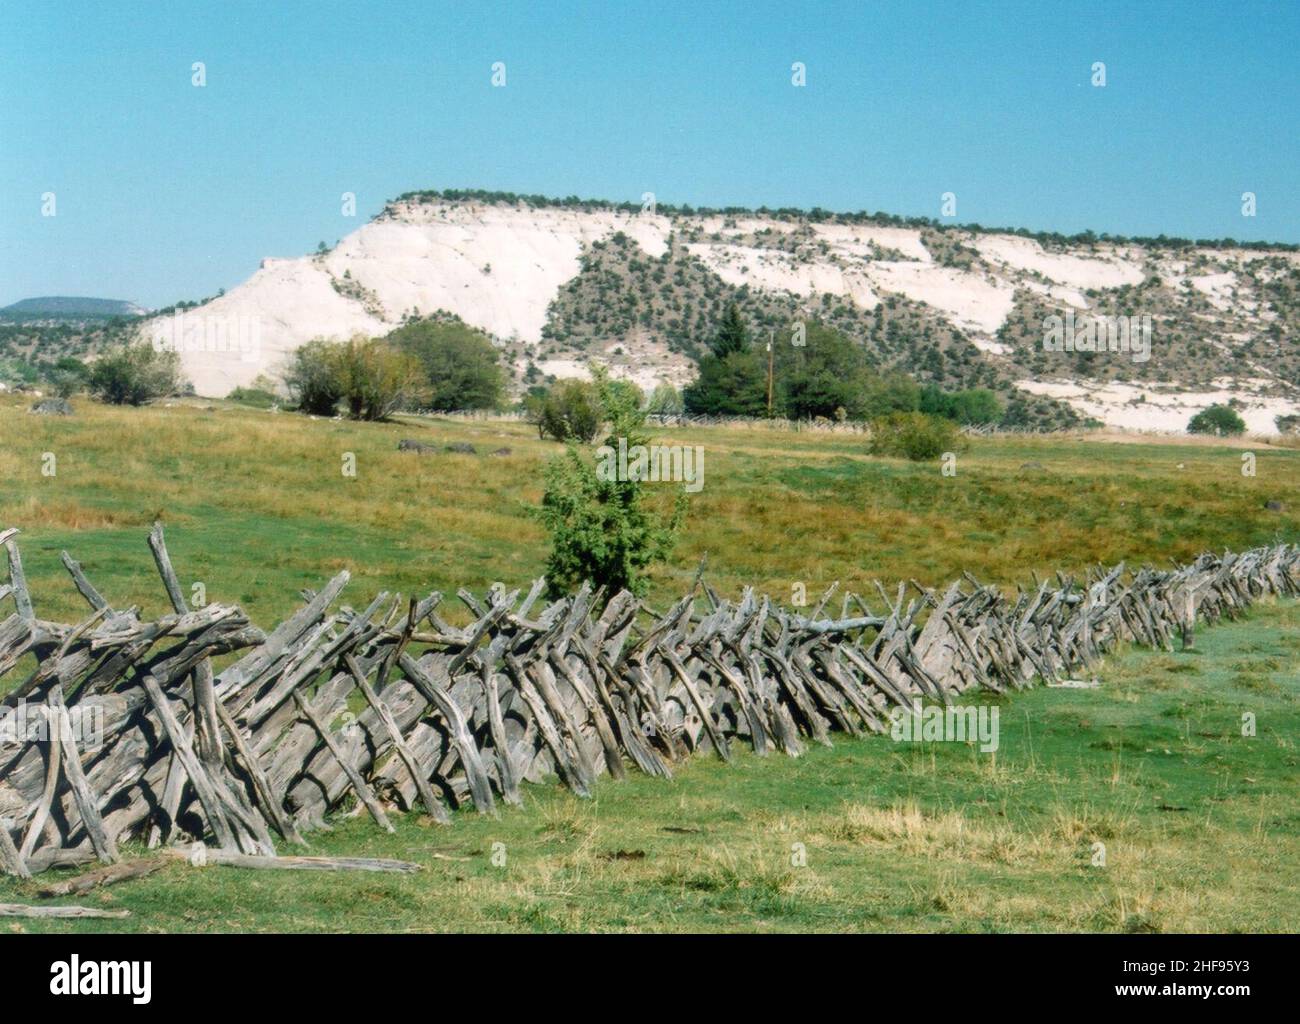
xmin=3 ymin=599 xmax=1296 ymax=933
xmin=1 ymin=394 xmax=1297 ymax=931
xmin=2 ymin=395 xmax=1297 ymax=627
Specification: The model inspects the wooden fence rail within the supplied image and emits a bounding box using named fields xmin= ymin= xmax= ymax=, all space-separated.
xmin=1 ymin=523 xmax=1296 ymax=875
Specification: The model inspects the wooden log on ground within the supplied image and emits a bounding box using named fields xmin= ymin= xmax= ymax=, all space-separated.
xmin=0 ymin=818 xmax=30 ymax=878
xmin=38 ymin=859 xmax=164 ymax=897
xmin=0 ymin=902 xmax=130 ymax=919
xmin=399 ymin=652 xmax=496 ymax=814
xmin=165 ymin=847 xmax=421 ymax=873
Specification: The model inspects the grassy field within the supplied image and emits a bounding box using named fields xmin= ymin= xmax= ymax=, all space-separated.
xmin=1 ymin=393 xmax=1297 ymax=932
xmin=2 ymin=394 xmax=1297 ymax=625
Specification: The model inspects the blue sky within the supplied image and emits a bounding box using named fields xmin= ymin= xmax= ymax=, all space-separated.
xmin=2 ymin=0 xmax=1297 ymax=308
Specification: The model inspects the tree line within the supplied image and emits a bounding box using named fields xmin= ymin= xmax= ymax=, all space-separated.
xmin=681 ymin=303 xmax=1005 ymax=426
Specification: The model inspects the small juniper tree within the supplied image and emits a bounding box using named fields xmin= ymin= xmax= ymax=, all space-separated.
xmin=535 ymin=367 xmax=686 ymax=596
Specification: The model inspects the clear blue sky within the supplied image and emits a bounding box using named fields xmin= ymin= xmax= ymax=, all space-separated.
xmin=2 ymin=0 xmax=1296 ymax=308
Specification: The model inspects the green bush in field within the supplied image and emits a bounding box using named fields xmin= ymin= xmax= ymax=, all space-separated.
xmin=868 ymin=411 xmax=963 ymax=461
xmin=1188 ymin=404 xmax=1246 ymax=437
xmin=646 ymin=381 xmax=684 ymax=416
xmin=329 ymin=337 xmax=427 ymax=422
xmin=47 ymin=356 xmax=89 ymax=399
xmin=283 ymin=337 xmax=424 ymax=421
xmin=227 ymin=385 xmax=278 ymax=409
xmin=534 ymin=368 xmax=686 ymax=596
xmin=531 ymin=378 xmax=604 ymax=442
xmin=88 ymin=342 xmax=183 ymax=406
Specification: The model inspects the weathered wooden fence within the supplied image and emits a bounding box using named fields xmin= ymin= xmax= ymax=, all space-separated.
xmin=1 ymin=523 xmax=1296 ymax=876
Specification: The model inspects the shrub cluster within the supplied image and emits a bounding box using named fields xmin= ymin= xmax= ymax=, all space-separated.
xmin=525 ymin=378 xmax=646 ymax=442
xmin=868 ymin=411 xmax=964 ymax=461
xmin=1188 ymin=404 xmax=1247 ymax=437
xmin=88 ymin=342 xmax=184 ymax=406
xmin=282 ymin=316 xmax=503 ymax=420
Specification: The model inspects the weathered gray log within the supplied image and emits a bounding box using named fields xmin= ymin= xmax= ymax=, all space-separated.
xmin=139 ymin=674 xmax=243 ymax=853
xmin=400 ymin=652 xmax=496 ymax=814
xmin=214 ymin=700 xmax=306 ymax=845
xmin=38 ymin=858 xmax=164 ymax=897
xmin=48 ymin=688 xmax=118 ymax=864
xmin=149 ymin=522 xmax=224 ymax=771
xmin=3 ymin=534 xmax=34 ymax=621
xmin=19 ymin=710 xmax=60 ymax=862
xmin=0 ymin=818 xmax=30 ymax=878
xmin=345 ymin=653 xmax=449 ymax=824
xmin=166 ymin=848 xmax=421 ymax=873
xmin=291 ymin=688 xmax=395 ymax=833
xmin=0 ymin=902 xmax=130 ymax=919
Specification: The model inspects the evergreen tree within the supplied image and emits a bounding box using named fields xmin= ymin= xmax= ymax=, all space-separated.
xmin=683 ymin=350 xmax=768 ymax=415
xmin=710 ymin=302 xmax=750 ymax=357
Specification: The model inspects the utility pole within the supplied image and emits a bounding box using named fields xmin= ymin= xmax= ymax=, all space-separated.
xmin=766 ymin=329 xmax=774 ymax=417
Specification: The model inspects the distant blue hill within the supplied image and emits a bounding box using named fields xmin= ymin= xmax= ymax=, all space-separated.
xmin=0 ymin=296 xmax=148 ymax=321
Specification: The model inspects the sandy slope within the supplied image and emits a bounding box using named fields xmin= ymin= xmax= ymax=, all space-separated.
xmin=1016 ymin=378 xmax=1295 ymax=434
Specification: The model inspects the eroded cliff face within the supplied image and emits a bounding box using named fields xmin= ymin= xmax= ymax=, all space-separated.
xmin=146 ymin=196 xmax=1299 ymax=432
